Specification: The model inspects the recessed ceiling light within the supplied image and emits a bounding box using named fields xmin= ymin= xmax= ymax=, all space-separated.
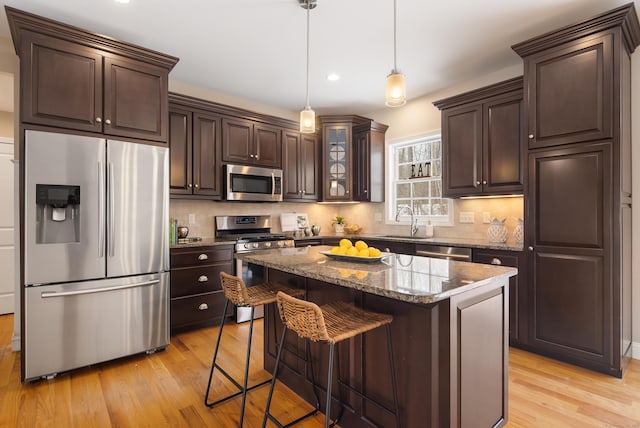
xmin=327 ymin=73 xmax=340 ymax=82
xmin=114 ymin=0 xmax=130 ymax=4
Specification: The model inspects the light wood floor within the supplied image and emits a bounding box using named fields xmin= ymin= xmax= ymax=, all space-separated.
xmin=1 ymin=313 xmax=639 ymax=427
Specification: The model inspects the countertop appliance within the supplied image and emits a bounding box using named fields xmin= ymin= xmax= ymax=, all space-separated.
xmin=225 ymin=164 xmax=283 ymax=202
xmin=23 ymin=130 xmax=169 ymax=381
xmin=215 ymin=215 xmax=293 ymax=322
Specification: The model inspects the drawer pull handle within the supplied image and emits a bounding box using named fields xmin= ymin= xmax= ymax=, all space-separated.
xmin=198 ymin=254 xmax=208 ymax=261
xmin=198 ymin=275 xmax=208 ymax=283
xmin=198 ymin=303 xmax=209 ymax=311
xmin=491 ymin=257 xmax=502 ymax=265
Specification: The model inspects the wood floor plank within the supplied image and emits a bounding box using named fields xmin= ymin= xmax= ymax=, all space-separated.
xmin=1 ymin=314 xmax=639 ymax=427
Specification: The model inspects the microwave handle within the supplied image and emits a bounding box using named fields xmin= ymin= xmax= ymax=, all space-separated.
xmin=272 ymin=172 xmax=276 ymax=197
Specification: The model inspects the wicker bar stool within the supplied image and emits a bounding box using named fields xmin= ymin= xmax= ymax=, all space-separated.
xmin=262 ymin=291 xmax=401 ymax=428
xmin=204 ymin=272 xmax=304 ymax=427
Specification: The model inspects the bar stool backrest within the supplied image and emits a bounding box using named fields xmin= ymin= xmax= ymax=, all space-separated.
xmin=219 ymin=271 xmax=251 ymax=306
xmin=276 ymin=291 xmax=331 ymax=342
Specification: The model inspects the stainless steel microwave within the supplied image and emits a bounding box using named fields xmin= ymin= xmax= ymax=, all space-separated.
xmin=225 ymin=164 xmax=283 ymax=202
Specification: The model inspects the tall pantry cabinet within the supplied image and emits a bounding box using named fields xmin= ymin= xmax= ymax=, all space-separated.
xmin=512 ymin=3 xmax=640 ymax=377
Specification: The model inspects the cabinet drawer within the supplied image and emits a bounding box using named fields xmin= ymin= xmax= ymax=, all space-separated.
xmin=170 ymin=264 xmax=232 ymax=298
xmin=170 ymin=292 xmax=228 ymax=331
xmin=473 ymin=251 xmax=518 ymax=268
xmin=170 ymin=246 xmax=234 ymax=268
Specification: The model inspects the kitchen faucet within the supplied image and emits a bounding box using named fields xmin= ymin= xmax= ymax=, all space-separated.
xmin=395 ymin=205 xmax=419 ymax=237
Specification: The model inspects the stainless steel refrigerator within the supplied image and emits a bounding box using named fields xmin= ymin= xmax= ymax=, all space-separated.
xmin=23 ymin=130 xmax=169 ymax=381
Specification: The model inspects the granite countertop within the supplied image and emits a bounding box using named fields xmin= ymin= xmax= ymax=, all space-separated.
xmin=294 ymin=234 xmax=524 ymax=252
xmin=170 ymin=237 xmax=235 ymax=249
xmin=235 ymin=245 xmax=517 ymax=305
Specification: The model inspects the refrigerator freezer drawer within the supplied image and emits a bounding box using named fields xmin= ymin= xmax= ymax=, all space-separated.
xmin=23 ymin=272 xmax=169 ymax=381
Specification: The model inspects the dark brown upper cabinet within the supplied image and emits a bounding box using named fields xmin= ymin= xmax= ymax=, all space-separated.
xmin=222 ymin=118 xmax=282 ymax=168
xmin=7 ymin=7 xmax=178 ymax=143
xmin=282 ymin=130 xmax=319 ymax=201
xmin=512 ymin=3 xmax=640 ymax=377
xmin=522 ymin=34 xmax=613 ymax=149
xmin=319 ymin=115 xmax=388 ymax=202
xmin=169 ymin=95 xmax=223 ymax=199
xmin=434 ymin=77 xmax=524 ymax=198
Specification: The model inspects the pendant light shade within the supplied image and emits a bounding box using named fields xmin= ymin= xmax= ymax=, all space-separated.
xmin=386 ymin=71 xmax=406 ymax=107
xmin=300 ymin=0 xmax=317 ymax=133
xmin=386 ymin=0 xmax=406 ymax=107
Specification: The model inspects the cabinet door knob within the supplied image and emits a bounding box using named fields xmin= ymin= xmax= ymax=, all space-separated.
xmin=482 ymin=180 xmax=487 ymax=185
xmin=198 ymin=275 xmax=208 ymax=283
xmin=198 ymin=303 xmax=209 ymax=311
xmin=188 ymin=183 xmax=193 ymax=188
xmin=194 ymin=184 xmax=199 ymax=189
xmin=254 ymin=155 xmax=259 ymax=160
xmin=301 ymin=190 xmax=305 ymax=195
xmin=96 ymin=117 xmax=102 ymax=123
xmin=105 ymin=119 xmax=112 ymax=125
xmin=476 ymin=181 xmax=481 ymax=185
xmin=528 ymin=246 xmax=534 ymax=251
xmin=491 ymin=257 xmax=502 ymax=265
xmin=198 ymin=253 xmax=209 ymax=260
xmin=249 ymin=154 xmax=254 ymax=158
xmin=364 ymin=189 xmax=368 ymax=193
xmin=528 ymin=134 xmax=534 ymax=139
xmin=346 ymin=190 xmax=349 ymax=194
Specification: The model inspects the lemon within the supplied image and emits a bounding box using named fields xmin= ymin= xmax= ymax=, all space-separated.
xmin=330 ymin=246 xmax=342 ymax=254
xmin=354 ymin=240 xmax=368 ymax=251
xmin=339 ymin=238 xmax=353 ymax=248
xmin=368 ymin=247 xmax=382 ymax=257
xmin=346 ymin=246 xmax=359 ymax=256
xmin=358 ymin=248 xmax=370 ymax=257
xmin=336 ymin=246 xmax=347 ymax=254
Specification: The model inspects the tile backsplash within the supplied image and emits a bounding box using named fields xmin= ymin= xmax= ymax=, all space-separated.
xmin=170 ymin=197 xmax=524 ymax=243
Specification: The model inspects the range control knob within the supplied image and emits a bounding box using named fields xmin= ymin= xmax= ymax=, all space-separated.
xmin=244 ymin=243 xmax=252 ymax=250
xmin=264 ymin=242 xmax=272 ymax=248
xmin=252 ymin=242 xmax=259 ymax=249
xmin=277 ymin=241 xmax=285 ymax=247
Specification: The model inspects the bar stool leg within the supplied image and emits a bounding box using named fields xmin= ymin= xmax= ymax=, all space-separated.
xmin=238 ymin=307 xmax=256 ymax=427
xmin=325 ymin=343 xmax=335 ymax=428
xmin=262 ymin=324 xmax=288 ymax=428
xmin=204 ymin=299 xmax=230 ymax=407
xmin=386 ymin=323 xmax=401 ymax=428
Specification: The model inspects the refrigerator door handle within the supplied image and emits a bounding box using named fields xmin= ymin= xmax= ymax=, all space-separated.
xmin=108 ymin=162 xmax=115 ymax=257
xmin=271 ymin=172 xmax=276 ymax=196
xmin=98 ymin=161 xmax=105 ymax=258
xmin=40 ymin=280 xmax=160 ymax=298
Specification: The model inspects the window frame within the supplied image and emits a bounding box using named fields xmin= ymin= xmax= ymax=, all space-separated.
xmin=385 ymin=132 xmax=453 ymax=226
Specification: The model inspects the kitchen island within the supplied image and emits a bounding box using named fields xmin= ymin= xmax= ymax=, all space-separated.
xmin=236 ymin=246 xmax=517 ymax=428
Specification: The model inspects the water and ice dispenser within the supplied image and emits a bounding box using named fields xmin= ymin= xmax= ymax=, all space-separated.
xmin=35 ymin=184 xmax=81 ymax=244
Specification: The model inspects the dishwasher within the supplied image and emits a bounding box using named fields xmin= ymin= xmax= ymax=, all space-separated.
xmin=414 ymin=244 xmax=472 ymax=261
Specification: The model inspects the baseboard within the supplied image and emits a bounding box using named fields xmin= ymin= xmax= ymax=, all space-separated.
xmin=11 ymin=333 xmax=20 ymax=352
xmin=632 ymin=341 xmax=640 ymax=360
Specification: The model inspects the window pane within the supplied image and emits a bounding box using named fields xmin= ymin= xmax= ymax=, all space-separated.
xmin=432 ymin=160 xmax=441 ymax=177
xmin=396 ymin=183 xmax=411 ymax=198
xmin=414 ymin=199 xmax=431 ymax=216
xmin=398 ymin=164 xmax=413 ymax=180
xmin=412 ymin=180 xmax=430 ymax=198
xmin=431 ymin=180 xmax=441 ymax=198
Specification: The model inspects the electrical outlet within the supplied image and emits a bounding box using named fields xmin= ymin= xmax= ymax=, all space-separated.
xmin=188 ymin=213 xmax=196 ymax=225
xmin=483 ymin=212 xmax=491 ymax=223
xmin=459 ymin=212 xmax=475 ymax=224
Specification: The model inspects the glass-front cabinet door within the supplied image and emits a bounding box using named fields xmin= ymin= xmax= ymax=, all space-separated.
xmin=323 ymin=124 xmax=352 ymax=201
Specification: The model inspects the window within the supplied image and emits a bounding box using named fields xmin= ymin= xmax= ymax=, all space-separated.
xmin=386 ymin=134 xmax=452 ymax=225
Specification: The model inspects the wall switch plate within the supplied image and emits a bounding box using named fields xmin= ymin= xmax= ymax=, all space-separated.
xmin=188 ymin=214 xmax=196 ymax=225
xmin=483 ymin=212 xmax=491 ymax=223
xmin=459 ymin=212 xmax=475 ymax=224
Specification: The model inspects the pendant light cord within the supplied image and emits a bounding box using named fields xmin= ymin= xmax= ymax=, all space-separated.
xmin=305 ymin=0 xmax=311 ymax=109
xmin=393 ymin=0 xmax=397 ymax=72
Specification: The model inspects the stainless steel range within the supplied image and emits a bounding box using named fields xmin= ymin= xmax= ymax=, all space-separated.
xmin=215 ymin=215 xmax=294 ymax=322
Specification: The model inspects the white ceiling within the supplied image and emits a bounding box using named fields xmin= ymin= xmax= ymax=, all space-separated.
xmin=0 ymin=0 xmax=635 ymax=116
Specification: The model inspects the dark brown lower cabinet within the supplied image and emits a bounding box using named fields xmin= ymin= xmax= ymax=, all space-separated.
xmin=170 ymin=245 xmax=234 ymax=333
xmin=473 ymin=249 xmax=527 ymax=346
xmin=264 ymin=268 xmax=509 ymax=428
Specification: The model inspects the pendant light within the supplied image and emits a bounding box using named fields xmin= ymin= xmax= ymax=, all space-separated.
xmin=385 ymin=0 xmax=406 ymax=107
xmin=299 ymin=0 xmax=317 ymax=133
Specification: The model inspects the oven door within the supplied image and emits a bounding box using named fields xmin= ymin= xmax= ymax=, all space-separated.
xmin=235 ymin=256 xmax=265 ymax=322
xmin=226 ymin=164 xmax=283 ymax=202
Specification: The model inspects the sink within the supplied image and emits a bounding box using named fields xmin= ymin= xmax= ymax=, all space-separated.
xmin=377 ymin=235 xmax=434 ymax=240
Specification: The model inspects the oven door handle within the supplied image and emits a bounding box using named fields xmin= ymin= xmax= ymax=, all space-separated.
xmin=40 ymin=280 xmax=159 ymax=298
xmin=415 ymin=250 xmax=471 ymax=261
